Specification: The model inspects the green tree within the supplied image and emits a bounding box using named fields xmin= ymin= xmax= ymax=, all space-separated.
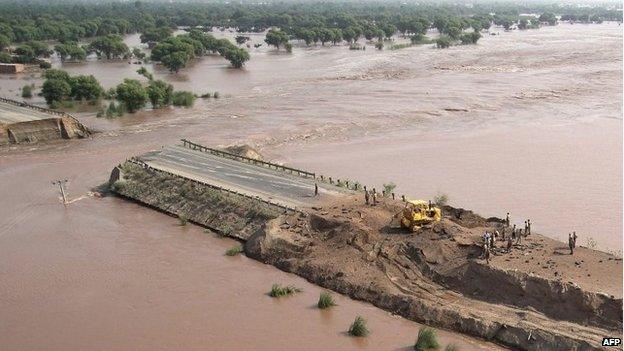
xmin=41 ymin=79 xmax=71 ymax=104
xmin=264 ymin=28 xmax=289 ymax=49
xmin=539 ymin=12 xmax=557 ymax=26
xmin=0 ymin=52 xmax=11 ymax=63
xmin=55 ymin=42 xmax=87 ymax=61
xmin=44 ymin=69 xmax=71 ymax=82
xmin=89 ymin=34 xmax=129 ymax=59
xmin=115 ymin=79 xmax=147 ymax=112
xmin=146 ymin=79 xmax=173 ymax=108
xmin=140 ymin=27 xmax=173 ymax=43
xmin=223 ymin=47 xmax=250 ymax=68
xmin=0 ymin=34 xmax=10 ymax=51
xmin=161 ymin=51 xmax=188 ymax=73
xmin=436 ymin=36 xmax=452 ymax=49
xmin=70 ymin=75 xmax=103 ymax=100
xmin=235 ymin=35 xmax=249 ymax=45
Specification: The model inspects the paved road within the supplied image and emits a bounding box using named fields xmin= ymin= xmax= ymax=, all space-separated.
xmin=0 ymin=101 xmax=55 ymax=124
xmin=139 ymin=145 xmax=349 ymax=208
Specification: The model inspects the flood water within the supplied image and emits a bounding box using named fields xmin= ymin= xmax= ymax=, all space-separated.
xmin=1 ymin=22 xmax=621 ymax=350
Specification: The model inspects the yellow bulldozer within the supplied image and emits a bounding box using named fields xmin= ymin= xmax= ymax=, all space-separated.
xmin=397 ymin=200 xmax=442 ymax=232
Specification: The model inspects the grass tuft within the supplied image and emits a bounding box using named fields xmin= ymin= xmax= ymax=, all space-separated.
xmin=225 ymin=245 xmax=244 ymax=256
xmin=178 ymin=214 xmax=188 ymax=226
xmin=317 ymin=292 xmax=336 ymax=309
xmin=269 ymin=284 xmax=301 ymax=297
xmin=414 ymin=327 xmax=439 ymax=351
xmin=444 ymin=345 xmax=459 ymax=351
xmin=348 ymin=316 xmax=369 ymax=337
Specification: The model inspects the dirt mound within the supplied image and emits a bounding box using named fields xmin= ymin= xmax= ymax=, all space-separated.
xmin=244 ymin=196 xmax=621 ymax=351
xmin=223 ymin=144 xmax=263 ymax=160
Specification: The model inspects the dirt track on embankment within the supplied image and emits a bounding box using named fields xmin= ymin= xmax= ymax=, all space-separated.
xmin=111 ymin=159 xmax=622 ymax=351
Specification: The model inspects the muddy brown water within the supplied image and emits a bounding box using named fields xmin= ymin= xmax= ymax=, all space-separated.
xmin=0 ymin=23 xmax=621 ymax=350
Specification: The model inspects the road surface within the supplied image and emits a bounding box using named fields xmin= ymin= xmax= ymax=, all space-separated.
xmin=139 ymin=145 xmax=351 ymax=208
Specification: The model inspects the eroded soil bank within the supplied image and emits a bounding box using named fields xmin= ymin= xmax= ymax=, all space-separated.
xmin=111 ymin=161 xmax=622 ymax=351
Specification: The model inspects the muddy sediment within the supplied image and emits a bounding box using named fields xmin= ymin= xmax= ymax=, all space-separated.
xmin=110 ymin=161 xmax=621 ymax=351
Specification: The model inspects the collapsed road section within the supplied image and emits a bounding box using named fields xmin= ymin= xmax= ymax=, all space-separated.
xmin=0 ymin=97 xmax=89 ymax=145
xmin=109 ymin=140 xmax=622 ymax=351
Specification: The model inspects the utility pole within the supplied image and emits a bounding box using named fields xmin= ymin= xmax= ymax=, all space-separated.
xmin=52 ymin=179 xmax=68 ymax=205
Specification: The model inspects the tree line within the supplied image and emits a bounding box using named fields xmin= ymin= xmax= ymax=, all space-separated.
xmin=0 ymin=1 xmax=619 ymax=48
xmin=39 ymin=67 xmax=198 ymax=114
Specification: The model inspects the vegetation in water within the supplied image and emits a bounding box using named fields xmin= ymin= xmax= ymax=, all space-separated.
xmin=21 ymin=84 xmax=33 ymax=98
xmin=269 ymin=284 xmax=302 ymax=297
xmin=178 ymin=214 xmax=188 ymax=226
xmin=348 ymin=316 xmax=369 ymax=337
xmin=317 ymin=292 xmax=336 ymax=309
xmin=172 ymin=91 xmax=196 ymax=107
xmin=225 ymin=245 xmax=244 ymax=256
xmin=414 ymin=327 xmax=439 ymax=351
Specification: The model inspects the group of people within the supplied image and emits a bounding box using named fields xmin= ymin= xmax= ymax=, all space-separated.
xmin=482 ymin=213 xmax=533 ymax=264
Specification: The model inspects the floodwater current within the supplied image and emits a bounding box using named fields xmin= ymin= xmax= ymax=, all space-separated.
xmin=0 ymin=22 xmax=621 ymax=350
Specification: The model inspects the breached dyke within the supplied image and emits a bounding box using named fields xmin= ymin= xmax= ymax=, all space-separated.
xmin=109 ymin=158 xmax=622 ymax=351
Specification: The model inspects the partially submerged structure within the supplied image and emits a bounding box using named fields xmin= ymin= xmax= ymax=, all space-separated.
xmin=0 ymin=97 xmax=89 ymax=145
xmin=110 ymin=140 xmax=622 ymax=351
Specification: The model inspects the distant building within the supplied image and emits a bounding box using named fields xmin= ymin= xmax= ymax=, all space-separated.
xmin=0 ymin=63 xmax=25 ymax=74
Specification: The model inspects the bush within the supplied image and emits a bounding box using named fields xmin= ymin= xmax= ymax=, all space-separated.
xmin=375 ymin=41 xmax=384 ymax=50
xmin=21 ymin=85 xmax=33 ymax=98
xmin=414 ymin=327 xmax=439 ymax=351
xmin=348 ymin=316 xmax=369 ymax=337
xmin=433 ymin=193 xmax=449 ymax=206
xmin=383 ymin=182 xmax=396 ymax=197
xmin=317 ymin=292 xmax=336 ymax=309
xmin=178 ymin=214 xmax=188 ymax=226
xmin=225 ymin=245 xmax=244 ymax=256
xmin=269 ymin=284 xmax=301 ymax=297
xmin=436 ymin=36 xmax=452 ymax=49
xmin=213 ymin=91 xmax=220 ymax=98
xmin=172 ymin=91 xmax=196 ymax=107
xmin=39 ymin=61 xmax=52 ymax=69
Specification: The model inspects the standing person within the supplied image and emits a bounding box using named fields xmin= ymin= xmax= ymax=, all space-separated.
xmin=372 ymin=189 xmax=377 ymax=205
xmin=507 ymin=236 xmax=513 ymax=252
xmin=511 ymin=224 xmax=516 ymax=240
xmin=524 ymin=221 xmax=528 ymax=236
xmin=364 ymin=190 xmax=370 ymax=205
xmin=568 ymin=233 xmax=574 ymax=255
xmin=314 ymin=183 xmax=319 ymax=196
xmin=527 ymin=219 xmax=531 ymax=235
xmin=505 ymin=213 xmax=510 ymax=227
xmin=484 ymin=243 xmax=491 ymax=264
xmin=573 ymin=231 xmax=578 ymax=248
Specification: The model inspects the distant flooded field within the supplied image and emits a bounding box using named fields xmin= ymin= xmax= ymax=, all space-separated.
xmin=0 ymin=22 xmax=620 ymax=350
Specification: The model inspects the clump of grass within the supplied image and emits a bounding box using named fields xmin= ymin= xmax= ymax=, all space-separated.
xmin=414 ymin=327 xmax=439 ymax=351
xmin=172 ymin=91 xmax=196 ymax=107
xmin=444 ymin=345 xmax=459 ymax=351
xmin=178 ymin=214 xmax=188 ymax=226
xmin=383 ymin=182 xmax=396 ymax=197
xmin=225 ymin=245 xmax=243 ymax=256
xmin=348 ymin=316 xmax=369 ymax=337
xmin=21 ymin=84 xmax=33 ymax=98
xmin=433 ymin=193 xmax=449 ymax=206
xmin=269 ymin=284 xmax=301 ymax=297
xmin=317 ymin=292 xmax=336 ymax=309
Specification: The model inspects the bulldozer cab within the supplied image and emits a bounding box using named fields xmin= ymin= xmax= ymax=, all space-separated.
xmin=399 ymin=200 xmax=441 ymax=232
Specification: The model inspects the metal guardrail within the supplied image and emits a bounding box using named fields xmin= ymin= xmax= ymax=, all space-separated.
xmin=0 ymin=96 xmax=89 ymax=132
xmin=180 ymin=139 xmax=316 ymax=179
xmin=0 ymin=97 xmax=67 ymax=117
xmin=125 ymin=157 xmax=298 ymax=213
